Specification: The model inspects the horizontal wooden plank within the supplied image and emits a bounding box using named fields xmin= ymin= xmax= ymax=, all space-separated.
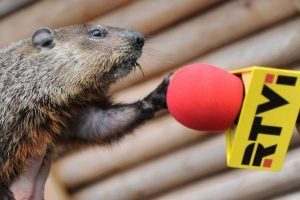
xmin=0 ymin=0 xmax=135 ymax=47
xmin=94 ymin=0 xmax=222 ymax=34
xmin=196 ymin=18 xmax=300 ymax=70
xmin=274 ymin=191 xmax=300 ymax=200
xmin=154 ymin=147 xmax=300 ymax=200
xmin=56 ymin=115 xmax=206 ymax=189
xmin=72 ymin=133 xmax=300 ymax=200
xmin=72 ymin=136 xmax=226 ymax=200
xmin=0 ymin=0 xmax=37 ymax=18
xmin=112 ymin=0 xmax=300 ymax=92
xmin=45 ymin=169 xmax=70 ymax=200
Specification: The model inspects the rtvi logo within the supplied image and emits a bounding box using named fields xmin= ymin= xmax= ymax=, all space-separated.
xmin=242 ymin=74 xmax=297 ymax=168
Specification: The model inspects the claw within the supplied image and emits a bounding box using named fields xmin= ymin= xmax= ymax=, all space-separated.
xmin=144 ymin=74 xmax=173 ymax=111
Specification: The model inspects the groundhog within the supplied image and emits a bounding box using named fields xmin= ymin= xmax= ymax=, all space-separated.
xmin=0 ymin=24 xmax=170 ymax=200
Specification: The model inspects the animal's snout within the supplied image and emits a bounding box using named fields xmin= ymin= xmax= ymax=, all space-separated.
xmin=133 ymin=32 xmax=145 ymax=49
xmin=125 ymin=31 xmax=145 ymax=49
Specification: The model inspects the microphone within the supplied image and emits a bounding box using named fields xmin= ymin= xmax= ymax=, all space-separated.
xmin=167 ymin=63 xmax=243 ymax=131
xmin=166 ymin=63 xmax=300 ymax=171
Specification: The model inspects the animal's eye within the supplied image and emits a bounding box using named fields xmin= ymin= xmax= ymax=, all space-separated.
xmin=91 ymin=29 xmax=106 ymax=38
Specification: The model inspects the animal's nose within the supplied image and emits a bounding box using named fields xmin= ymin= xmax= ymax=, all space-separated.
xmin=132 ymin=32 xmax=145 ymax=49
xmin=135 ymin=34 xmax=145 ymax=47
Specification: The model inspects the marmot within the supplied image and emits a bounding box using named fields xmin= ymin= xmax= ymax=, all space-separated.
xmin=0 ymin=24 xmax=170 ymax=200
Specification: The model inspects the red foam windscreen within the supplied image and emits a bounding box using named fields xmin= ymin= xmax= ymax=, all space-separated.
xmin=166 ymin=63 xmax=244 ymax=131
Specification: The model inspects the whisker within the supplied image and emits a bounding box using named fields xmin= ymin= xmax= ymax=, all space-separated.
xmin=133 ymin=64 xmax=137 ymax=74
xmin=136 ymin=62 xmax=146 ymax=79
xmin=144 ymin=34 xmax=155 ymax=40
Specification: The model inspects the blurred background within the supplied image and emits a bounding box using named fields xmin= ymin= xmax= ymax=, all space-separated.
xmin=1 ymin=0 xmax=300 ymax=199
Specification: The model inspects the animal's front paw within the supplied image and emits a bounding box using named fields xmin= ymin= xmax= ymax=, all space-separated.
xmin=144 ymin=74 xmax=172 ymax=111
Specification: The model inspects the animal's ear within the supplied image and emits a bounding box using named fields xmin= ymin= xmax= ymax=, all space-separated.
xmin=32 ymin=27 xmax=54 ymax=49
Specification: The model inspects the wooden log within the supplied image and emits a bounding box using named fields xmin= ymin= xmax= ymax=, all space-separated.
xmin=56 ymin=18 xmax=300 ymax=190
xmin=197 ymin=18 xmax=300 ymax=70
xmin=274 ymin=191 xmax=300 ymax=200
xmin=290 ymin=129 xmax=300 ymax=146
xmin=0 ymin=0 xmax=134 ymax=48
xmin=72 ymin=136 xmax=227 ymax=200
xmin=45 ymin=168 xmax=70 ymax=200
xmin=71 ymin=132 xmax=300 ymax=200
xmin=112 ymin=0 xmax=300 ymax=92
xmin=294 ymin=0 xmax=300 ymax=10
xmin=93 ymin=0 xmax=222 ymax=35
xmin=153 ymin=147 xmax=300 ymax=200
xmin=56 ymin=115 xmax=206 ymax=189
xmin=0 ymin=0 xmax=37 ymax=18
xmin=287 ymin=60 xmax=300 ymax=68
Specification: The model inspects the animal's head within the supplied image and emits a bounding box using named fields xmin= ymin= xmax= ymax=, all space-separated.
xmin=33 ymin=24 xmax=144 ymax=84
xmin=11 ymin=24 xmax=145 ymax=103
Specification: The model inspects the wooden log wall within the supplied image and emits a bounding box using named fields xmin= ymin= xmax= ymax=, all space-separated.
xmin=1 ymin=0 xmax=300 ymax=199
xmin=0 ymin=0 xmax=38 ymax=18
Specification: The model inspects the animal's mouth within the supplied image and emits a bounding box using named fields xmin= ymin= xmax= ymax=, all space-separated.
xmin=114 ymin=49 xmax=143 ymax=72
xmin=108 ymin=57 xmax=144 ymax=81
xmin=114 ymin=58 xmax=138 ymax=70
